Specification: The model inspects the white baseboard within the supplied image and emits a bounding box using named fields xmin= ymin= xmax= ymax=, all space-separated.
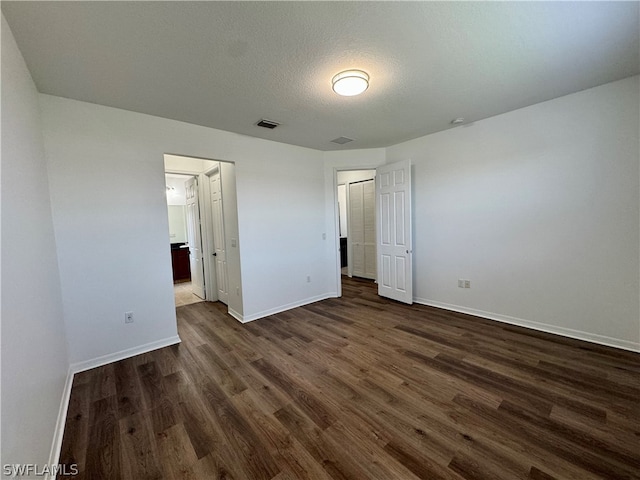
xmin=414 ymin=297 xmax=640 ymax=353
xmin=228 ymin=308 xmax=244 ymax=323
xmin=69 ymin=335 xmax=182 ymax=374
xmin=48 ymin=335 xmax=182 ymax=477
xmin=47 ymin=366 xmax=75 ymax=480
xmin=239 ymin=293 xmax=335 ymax=323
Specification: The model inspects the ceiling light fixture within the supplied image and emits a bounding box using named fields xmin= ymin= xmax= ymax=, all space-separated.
xmin=332 ymin=70 xmax=369 ymax=96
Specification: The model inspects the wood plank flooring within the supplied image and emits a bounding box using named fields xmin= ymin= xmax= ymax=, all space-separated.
xmin=59 ymin=277 xmax=640 ymax=479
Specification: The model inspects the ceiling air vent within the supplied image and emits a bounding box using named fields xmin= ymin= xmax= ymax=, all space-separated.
xmin=256 ymin=119 xmax=280 ymax=129
xmin=331 ymin=136 xmax=354 ymax=145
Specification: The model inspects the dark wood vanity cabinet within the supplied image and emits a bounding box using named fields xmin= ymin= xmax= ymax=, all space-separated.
xmin=171 ymin=243 xmax=191 ymax=283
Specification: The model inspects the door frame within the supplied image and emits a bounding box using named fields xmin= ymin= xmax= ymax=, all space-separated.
xmin=165 ymin=167 xmax=218 ymax=302
xmin=165 ymin=155 xmax=239 ymax=307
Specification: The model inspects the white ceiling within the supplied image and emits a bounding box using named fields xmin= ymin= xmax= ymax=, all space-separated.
xmin=3 ymin=1 xmax=638 ymax=151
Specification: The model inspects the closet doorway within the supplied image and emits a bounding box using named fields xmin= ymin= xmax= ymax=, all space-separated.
xmin=337 ymin=170 xmax=376 ymax=281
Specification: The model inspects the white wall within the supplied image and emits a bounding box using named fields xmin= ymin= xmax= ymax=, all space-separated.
xmin=165 ymin=154 xmax=211 ymax=174
xmin=166 ymin=174 xmax=190 ymax=244
xmin=1 ymin=15 xmax=70 ymax=467
xmin=237 ymin=143 xmax=328 ymax=321
xmin=337 ymin=170 xmax=376 ymax=185
xmin=167 ymin=206 xmax=187 ymax=243
xmin=337 ymin=184 xmax=347 ymax=238
xmin=336 ymin=170 xmax=376 ymax=239
xmin=386 ymin=76 xmax=640 ymax=351
xmin=39 ymin=95 xmax=330 ymax=364
xmin=165 ymin=174 xmax=191 ymax=206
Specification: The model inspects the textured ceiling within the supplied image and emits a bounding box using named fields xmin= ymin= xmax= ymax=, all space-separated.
xmin=3 ymin=1 xmax=639 ymax=151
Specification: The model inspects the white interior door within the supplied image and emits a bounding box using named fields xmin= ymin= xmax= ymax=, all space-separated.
xmin=209 ymin=169 xmax=229 ymax=304
xmin=349 ymin=179 xmax=376 ymax=279
xmin=376 ymin=160 xmax=413 ymax=304
xmin=185 ymin=177 xmax=206 ymax=299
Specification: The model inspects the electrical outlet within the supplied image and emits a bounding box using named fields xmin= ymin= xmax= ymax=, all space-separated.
xmin=464 ymin=280 xmax=471 ymax=289
xmin=125 ymin=311 xmax=134 ymax=323
xmin=458 ymin=279 xmax=464 ymax=288
xmin=307 ymin=275 xmax=311 ymax=283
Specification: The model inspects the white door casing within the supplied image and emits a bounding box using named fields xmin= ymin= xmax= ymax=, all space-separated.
xmin=209 ymin=169 xmax=229 ymax=304
xmin=185 ymin=176 xmax=206 ymax=299
xmin=376 ymin=160 xmax=413 ymax=304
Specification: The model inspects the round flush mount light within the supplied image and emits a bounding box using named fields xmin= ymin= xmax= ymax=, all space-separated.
xmin=332 ymin=70 xmax=369 ymax=96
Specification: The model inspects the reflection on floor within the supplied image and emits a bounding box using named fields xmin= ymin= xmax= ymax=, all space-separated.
xmin=174 ymin=281 xmax=204 ymax=307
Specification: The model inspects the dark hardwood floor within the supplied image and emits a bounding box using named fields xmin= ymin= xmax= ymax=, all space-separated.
xmin=59 ymin=277 xmax=640 ymax=479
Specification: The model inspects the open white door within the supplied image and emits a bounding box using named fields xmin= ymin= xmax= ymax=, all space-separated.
xmin=208 ymin=168 xmax=229 ymax=305
xmin=185 ymin=177 xmax=206 ymax=299
xmin=376 ymin=160 xmax=413 ymax=304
